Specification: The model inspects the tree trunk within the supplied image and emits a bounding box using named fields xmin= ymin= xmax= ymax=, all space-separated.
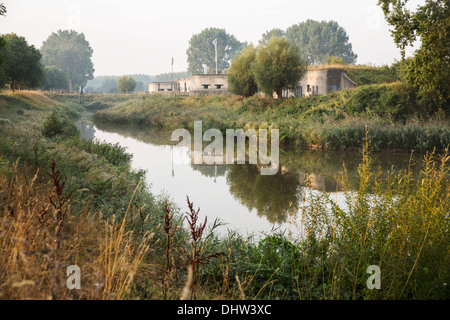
xmin=68 ymin=79 xmax=73 ymax=93
xmin=79 ymin=85 xmax=84 ymax=103
xmin=10 ymin=80 xmax=15 ymax=92
xmin=276 ymin=88 xmax=283 ymax=100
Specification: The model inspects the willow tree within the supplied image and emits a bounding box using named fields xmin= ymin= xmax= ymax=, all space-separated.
xmin=252 ymin=37 xmax=307 ymax=99
xmin=227 ymin=44 xmax=258 ymax=97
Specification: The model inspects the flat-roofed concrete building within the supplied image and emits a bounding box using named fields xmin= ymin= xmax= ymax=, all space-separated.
xmin=282 ymin=67 xmax=358 ymax=98
xmin=148 ymin=74 xmax=229 ymax=96
xmin=148 ymin=82 xmax=174 ymax=93
xmin=148 ymin=67 xmax=357 ymax=98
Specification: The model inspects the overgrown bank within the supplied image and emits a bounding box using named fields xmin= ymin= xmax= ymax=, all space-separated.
xmin=94 ymin=83 xmax=450 ymax=153
xmin=0 ymin=91 xmax=449 ymax=300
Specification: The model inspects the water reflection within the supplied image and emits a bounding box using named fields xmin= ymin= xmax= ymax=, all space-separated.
xmin=84 ymin=121 xmax=422 ymax=234
xmin=226 ymin=165 xmax=302 ymax=224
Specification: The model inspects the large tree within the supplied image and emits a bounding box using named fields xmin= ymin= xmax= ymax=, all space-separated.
xmin=186 ymin=27 xmax=246 ymax=75
xmin=0 ymin=33 xmax=43 ymax=91
xmin=227 ymin=44 xmax=258 ymax=97
xmin=285 ymin=19 xmax=357 ymax=65
xmin=378 ymin=0 xmax=449 ymax=110
xmin=41 ymin=30 xmax=94 ymax=92
xmin=258 ymin=28 xmax=285 ymax=46
xmin=251 ymin=37 xmax=307 ymax=99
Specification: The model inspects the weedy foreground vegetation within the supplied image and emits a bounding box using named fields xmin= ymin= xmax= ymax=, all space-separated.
xmin=0 ymin=90 xmax=449 ymax=300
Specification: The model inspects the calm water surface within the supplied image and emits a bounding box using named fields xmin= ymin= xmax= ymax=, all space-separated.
xmin=77 ymin=120 xmax=422 ymax=237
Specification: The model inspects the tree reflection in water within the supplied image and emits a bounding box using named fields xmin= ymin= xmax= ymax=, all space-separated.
xmin=226 ymin=164 xmax=303 ymax=224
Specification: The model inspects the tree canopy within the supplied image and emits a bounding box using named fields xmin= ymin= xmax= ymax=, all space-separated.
xmin=186 ymin=28 xmax=246 ymax=75
xmin=378 ymin=0 xmax=449 ymax=110
xmin=258 ymin=28 xmax=285 ymax=46
xmin=42 ymin=66 xmax=69 ymax=91
xmin=252 ymin=37 xmax=307 ymax=99
xmin=117 ymin=76 xmax=137 ymax=93
xmin=41 ymin=30 xmax=94 ymax=92
xmin=0 ymin=33 xmax=43 ymax=91
xmin=285 ymin=19 xmax=357 ymax=65
xmin=227 ymin=44 xmax=258 ymax=97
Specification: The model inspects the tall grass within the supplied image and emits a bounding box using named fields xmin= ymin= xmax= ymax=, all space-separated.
xmin=184 ymin=143 xmax=449 ymax=300
xmin=0 ymin=160 xmax=153 ymax=299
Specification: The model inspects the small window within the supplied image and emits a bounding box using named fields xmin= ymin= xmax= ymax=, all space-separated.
xmin=307 ymin=85 xmax=310 ymax=92
xmin=203 ymin=84 xmax=209 ymax=89
xmin=215 ymin=84 xmax=223 ymax=89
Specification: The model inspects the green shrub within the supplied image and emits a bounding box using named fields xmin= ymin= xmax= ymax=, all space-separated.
xmin=41 ymin=110 xmax=80 ymax=138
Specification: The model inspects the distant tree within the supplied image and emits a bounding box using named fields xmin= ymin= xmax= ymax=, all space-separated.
xmin=326 ymin=56 xmax=345 ymax=65
xmin=227 ymin=44 xmax=258 ymax=97
xmin=41 ymin=30 xmax=94 ymax=93
xmin=117 ymin=76 xmax=136 ymax=93
xmin=378 ymin=0 xmax=449 ymax=111
xmin=42 ymin=66 xmax=69 ymax=91
xmin=285 ymin=20 xmax=357 ymax=65
xmin=186 ymin=28 xmax=246 ymax=75
xmin=258 ymin=28 xmax=285 ymax=46
xmin=251 ymin=37 xmax=307 ymax=99
xmin=0 ymin=33 xmax=43 ymax=91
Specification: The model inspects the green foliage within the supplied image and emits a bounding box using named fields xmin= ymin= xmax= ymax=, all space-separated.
xmin=378 ymin=0 xmax=449 ymax=110
xmin=227 ymin=44 xmax=258 ymax=97
xmin=186 ymin=27 xmax=246 ymax=75
xmin=42 ymin=65 xmax=69 ymax=91
xmin=117 ymin=75 xmax=137 ymax=93
xmin=258 ymin=28 xmax=285 ymax=46
xmin=285 ymin=19 xmax=357 ymax=65
xmin=326 ymin=56 xmax=344 ymax=65
xmin=41 ymin=110 xmax=79 ymax=138
xmin=0 ymin=33 xmax=43 ymax=91
xmin=344 ymin=64 xmax=401 ymax=85
xmin=41 ymin=30 xmax=94 ymax=92
xmin=252 ymin=37 xmax=307 ymax=99
xmin=344 ymin=83 xmax=410 ymax=120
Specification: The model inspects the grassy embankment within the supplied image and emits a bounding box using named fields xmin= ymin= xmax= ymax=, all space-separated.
xmin=0 ymin=90 xmax=449 ymax=300
xmin=94 ymin=81 xmax=449 ymax=153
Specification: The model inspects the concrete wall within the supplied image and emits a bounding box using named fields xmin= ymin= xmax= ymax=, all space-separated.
xmin=148 ymin=82 xmax=174 ymax=93
xmin=282 ymin=67 xmax=358 ymax=98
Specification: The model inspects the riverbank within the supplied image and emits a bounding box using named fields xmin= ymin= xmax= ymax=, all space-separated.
xmin=93 ymin=83 xmax=450 ymax=153
xmin=0 ymin=91 xmax=449 ymax=300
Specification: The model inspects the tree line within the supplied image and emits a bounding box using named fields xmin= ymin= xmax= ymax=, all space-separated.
xmin=1 ymin=1 xmax=447 ymax=109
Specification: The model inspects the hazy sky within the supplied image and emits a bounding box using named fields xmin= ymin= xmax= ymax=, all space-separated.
xmin=0 ymin=0 xmax=423 ymax=77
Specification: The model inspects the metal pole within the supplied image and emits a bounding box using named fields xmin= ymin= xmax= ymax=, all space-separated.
xmin=171 ymin=57 xmax=174 ymax=96
xmin=215 ymin=41 xmax=218 ymax=74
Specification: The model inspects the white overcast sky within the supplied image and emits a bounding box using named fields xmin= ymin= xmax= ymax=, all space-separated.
xmin=0 ymin=0 xmax=423 ymax=77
